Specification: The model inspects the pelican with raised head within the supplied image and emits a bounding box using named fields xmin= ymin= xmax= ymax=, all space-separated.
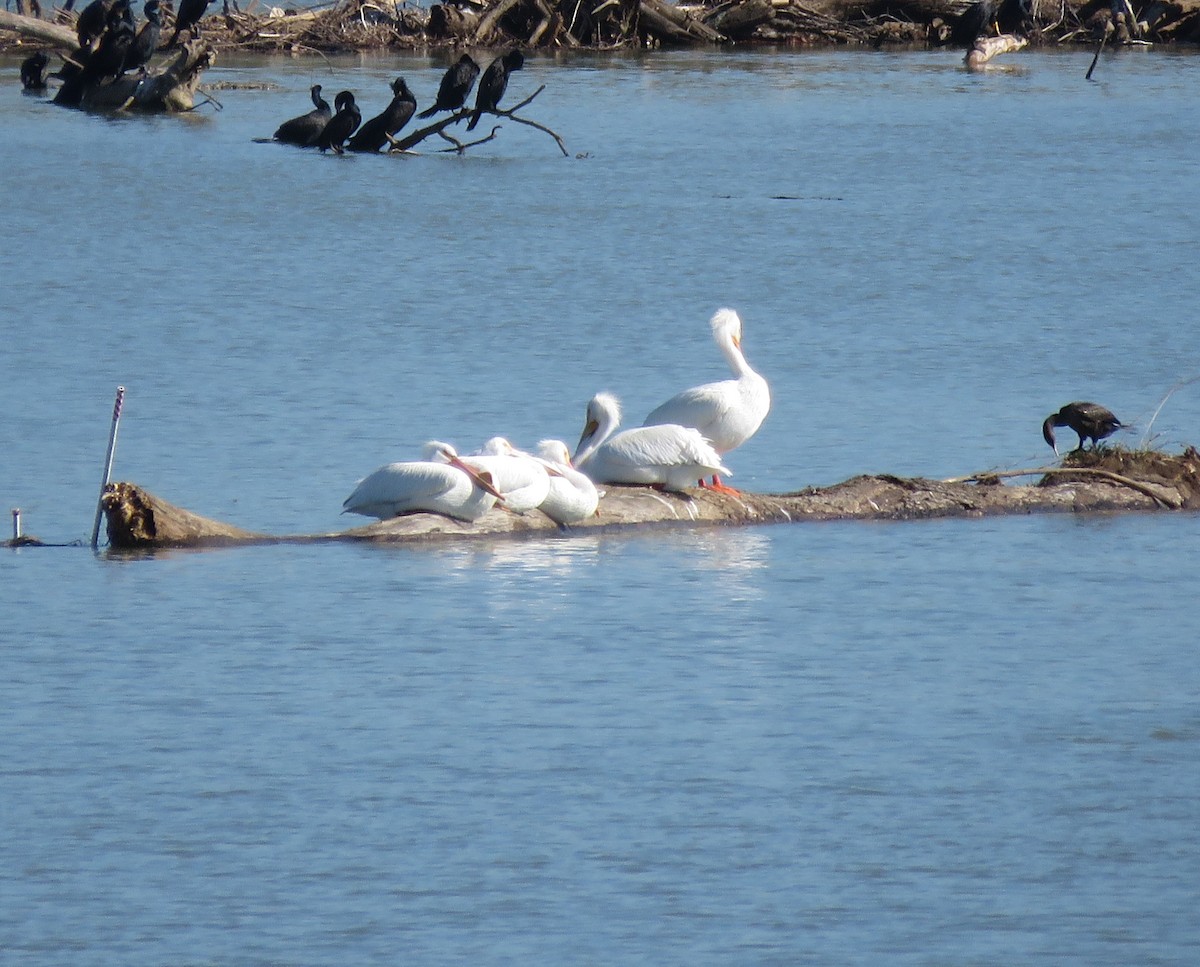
xmin=573 ymin=392 xmax=729 ymax=492
xmin=642 ymin=307 xmax=769 ymax=492
xmin=1042 ymin=401 xmax=1124 ymax=455
xmin=342 ymin=441 xmax=504 ymax=522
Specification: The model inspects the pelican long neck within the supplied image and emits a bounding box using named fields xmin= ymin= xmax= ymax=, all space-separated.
xmin=573 ymin=402 xmax=618 ymax=466
xmin=715 ymin=319 xmax=756 ymax=380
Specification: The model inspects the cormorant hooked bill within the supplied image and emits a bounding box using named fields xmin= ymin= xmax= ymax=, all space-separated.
xmin=347 ymin=77 xmax=417 ymax=153
xmin=1042 ymin=401 xmax=1124 ymax=455
xmin=466 ymin=50 xmax=524 ymax=132
xmin=273 ymin=84 xmax=332 ymax=146
xmin=415 ymin=54 xmax=479 ymax=119
xmin=317 ymin=90 xmax=362 ymax=154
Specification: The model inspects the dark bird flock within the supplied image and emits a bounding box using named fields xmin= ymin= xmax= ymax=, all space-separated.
xmin=270 ymin=50 xmax=525 ymax=154
xmin=45 ymin=0 xmax=187 ymax=107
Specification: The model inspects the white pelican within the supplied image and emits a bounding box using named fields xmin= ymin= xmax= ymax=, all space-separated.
xmin=342 ymin=441 xmax=503 ymax=522
xmin=533 ymin=439 xmax=600 ymax=525
xmin=459 ymin=437 xmax=553 ymax=514
xmin=642 ymin=307 xmax=770 ymax=491
xmin=572 ymin=392 xmax=729 ymax=492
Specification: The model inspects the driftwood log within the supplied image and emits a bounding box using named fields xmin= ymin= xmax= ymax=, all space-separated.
xmin=98 ymin=449 xmax=1200 ymax=550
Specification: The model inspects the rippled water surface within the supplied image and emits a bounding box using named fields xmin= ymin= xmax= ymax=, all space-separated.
xmin=2 ymin=46 xmax=1199 ymax=965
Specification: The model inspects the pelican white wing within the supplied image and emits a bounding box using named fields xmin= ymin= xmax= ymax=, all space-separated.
xmin=573 ymin=392 xmax=729 ymax=492
xmin=343 ymin=442 xmax=501 ymax=522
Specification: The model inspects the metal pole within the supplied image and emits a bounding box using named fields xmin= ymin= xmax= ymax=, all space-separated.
xmin=91 ymin=386 xmax=126 ymax=549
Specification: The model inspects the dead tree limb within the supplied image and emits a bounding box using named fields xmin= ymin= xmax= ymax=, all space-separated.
xmin=388 ymin=85 xmax=566 ymax=155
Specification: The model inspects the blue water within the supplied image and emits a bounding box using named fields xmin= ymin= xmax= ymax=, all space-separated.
xmin=2 ymin=47 xmax=1200 ymax=965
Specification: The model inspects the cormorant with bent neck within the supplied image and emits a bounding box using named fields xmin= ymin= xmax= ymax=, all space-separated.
xmin=1042 ymin=401 xmax=1124 ymax=455
xmin=466 ymin=50 xmax=524 ymax=131
xmin=317 ymin=90 xmax=362 ymax=154
xmin=348 ymin=77 xmax=417 ymax=153
xmin=274 ymin=84 xmax=332 ymax=146
xmin=416 ymin=54 xmax=479 ymax=119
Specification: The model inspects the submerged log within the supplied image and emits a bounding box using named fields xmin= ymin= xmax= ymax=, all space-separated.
xmin=99 ymin=448 xmax=1200 ymax=550
xmin=964 ymin=32 xmax=1028 ymax=68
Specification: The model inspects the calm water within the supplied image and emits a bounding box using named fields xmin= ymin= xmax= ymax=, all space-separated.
xmin=2 ymin=46 xmax=1199 ymax=965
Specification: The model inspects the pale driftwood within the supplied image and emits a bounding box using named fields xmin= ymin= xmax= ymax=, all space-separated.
xmin=99 ymin=454 xmax=1200 ymax=550
xmin=704 ymin=0 xmax=776 ymax=39
xmin=639 ymin=0 xmax=726 ymax=43
xmin=102 ymin=481 xmax=268 ymax=547
xmin=0 ymin=9 xmax=77 ymax=49
xmin=964 ymin=33 xmax=1028 ymax=67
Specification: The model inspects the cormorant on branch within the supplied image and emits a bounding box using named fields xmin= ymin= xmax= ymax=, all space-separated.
xmin=416 ymin=54 xmax=479 ymax=119
xmin=348 ymin=77 xmax=417 ymax=153
xmin=274 ymin=84 xmax=332 ymax=146
xmin=1042 ymin=401 xmax=1124 ymax=455
xmin=466 ymin=50 xmax=524 ymax=132
xmin=123 ymin=0 xmax=162 ymax=75
xmin=317 ymin=90 xmax=361 ymax=154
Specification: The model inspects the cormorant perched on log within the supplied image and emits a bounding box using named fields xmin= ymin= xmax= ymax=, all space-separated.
xmin=167 ymin=0 xmax=214 ymax=47
xmin=80 ymin=0 xmax=136 ymax=85
xmin=1042 ymin=401 xmax=1124 ymax=455
xmin=20 ymin=51 xmax=50 ymax=90
xmin=274 ymin=84 xmax=332 ymax=146
xmin=123 ymin=0 xmax=162 ymax=75
xmin=76 ymin=0 xmax=112 ymax=49
xmin=317 ymin=90 xmax=361 ymax=154
xmin=347 ymin=77 xmax=417 ymax=153
xmin=466 ymin=50 xmax=524 ymax=132
xmin=415 ymin=54 xmax=479 ymax=119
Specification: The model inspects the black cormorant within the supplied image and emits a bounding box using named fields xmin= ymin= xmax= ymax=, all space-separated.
xmin=76 ymin=0 xmax=112 ymax=48
xmin=273 ymin=84 xmax=332 ymax=146
xmin=1042 ymin=401 xmax=1124 ymax=455
xmin=317 ymin=90 xmax=362 ymax=154
xmin=123 ymin=0 xmax=162 ymax=75
xmin=167 ymin=0 xmax=215 ymax=47
xmin=415 ymin=54 xmax=479 ymax=119
xmin=20 ymin=51 xmax=50 ymax=90
xmin=466 ymin=50 xmax=524 ymax=132
xmin=348 ymin=77 xmax=417 ymax=153
xmin=80 ymin=0 xmax=136 ymax=84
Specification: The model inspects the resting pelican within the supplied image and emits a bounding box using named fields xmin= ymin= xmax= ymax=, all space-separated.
xmin=459 ymin=437 xmax=553 ymax=514
xmin=1042 ymin=402 xmax=1124 ymax=455
xmin=642 ymin=308 xmax=770 ymax=491
xmin=533 ymin=439 xmax=600 ymax=525
xmin=573 ymin=392 xmax=729 ymax=492
xmin=342 ymin=441 xmax=503 ymax=521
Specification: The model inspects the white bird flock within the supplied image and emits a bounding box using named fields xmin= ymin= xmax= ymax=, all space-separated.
xmin=342 ymin=307 xmax=770 ymax=524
